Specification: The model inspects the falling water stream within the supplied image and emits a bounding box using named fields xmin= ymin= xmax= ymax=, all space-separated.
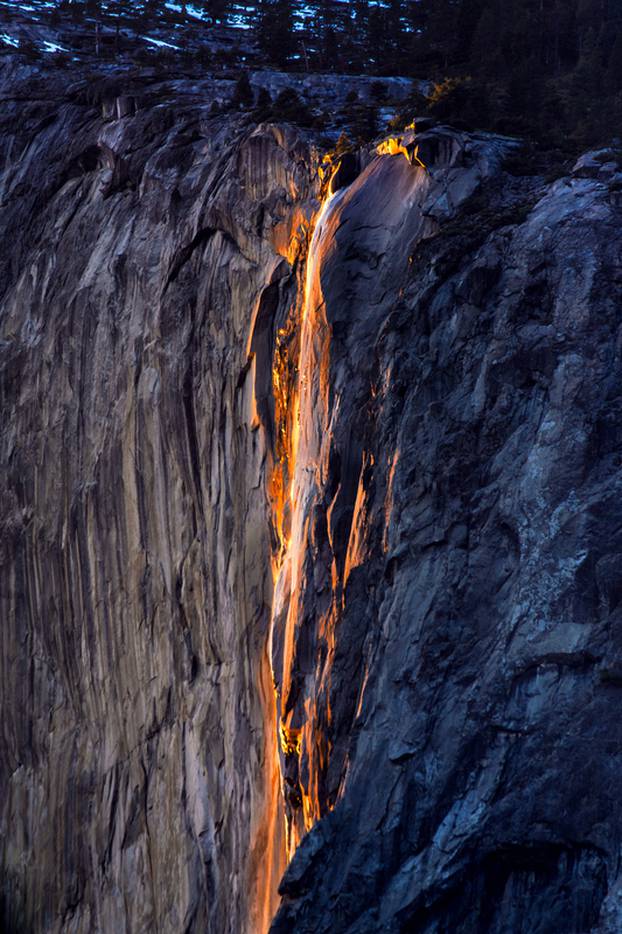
xmin=250 ymin=178 xmax=346 ymax=934
xmin=255 ymin=137 xmax=425 ymax=931
xmin=271 ymin=180 xmax=346 ymax=853
xmin=250 ymin=175 xmax=351 ymax=934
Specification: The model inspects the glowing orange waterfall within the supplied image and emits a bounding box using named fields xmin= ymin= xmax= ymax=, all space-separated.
xmin=249 ymin=641 xmax=286 ymax=934
xmin=266 ymin=165 xmax=346 ymax=873
xmin=257 ymin=134 xmax=428 ymax=928
xmin=254 ymin=137 xmax=427 ymax=929
xmin=247 ymin=168 xmax=342 ymax=934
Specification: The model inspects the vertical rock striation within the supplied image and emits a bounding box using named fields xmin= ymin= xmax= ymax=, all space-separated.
xmin=0 ymin=60 xmax=317 ymax=933
xmin=270 ymin=133 xmax=622 ymax=932
xmin=2 ymin=57 xmax=622 ymax=934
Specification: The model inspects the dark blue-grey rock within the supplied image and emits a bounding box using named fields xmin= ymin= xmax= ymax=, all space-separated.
xmin=1 ymin=55 xmax=622 ymax=934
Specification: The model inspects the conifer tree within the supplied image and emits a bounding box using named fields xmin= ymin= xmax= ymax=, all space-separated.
xmin=232 ymin=71 xmax=254 ymax=108
xmin=257 ymin=0 xmax=295 ymax=67
xmin=607 ymin=29 xmax=622 ymax=93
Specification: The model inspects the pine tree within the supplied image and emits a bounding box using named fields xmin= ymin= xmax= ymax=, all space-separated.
xmin=386 ymin=0 xmax=404 ymax=53
xmin=366 ymin=5 xmax=390 ymax=69
xmin=348 ymin=101 xmax=378 ymax=142
xmin=253 ymin=87 xmax=273 ymax=120
xmin=232 ymin=71 xmax=254 ymax=108
xmin=607 ymin=29 xmax=622 ymax=93
xmin=469 ymin=0 xmax=505 ymax=76
xmin=257 ymin=0 xmax=295 ymax=67
xmin=571 ymin=28 xmax=606 ymax=145
xmin=352 ymin=0 xmax=370 ymax=48
xmin=454 ymin=0 xmax=485 ymax=64
xmin=312 ymin=0 xmax=354 ymax=71
xmin=425 ymin=0 xmax=461 ymax=71
xmin=201 ymin=0 xmax=232 ymax=25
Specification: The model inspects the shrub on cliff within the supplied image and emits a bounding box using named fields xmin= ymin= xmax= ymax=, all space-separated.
xmin=231 ymin=71 xmax=254 ymax=109
xmin=270 ymin=87 xmax=320 ymax=128
xmin=347 ymin=102 xmax=378 ymax=143
xmin=252 ymin=87 xmax=273 ymax=122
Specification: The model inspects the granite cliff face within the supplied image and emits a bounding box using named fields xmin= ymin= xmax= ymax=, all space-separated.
xmin=0 ymin=59 xmax=310 ymax=934
xmin=2 ymin=58 xmax=622 ymax=934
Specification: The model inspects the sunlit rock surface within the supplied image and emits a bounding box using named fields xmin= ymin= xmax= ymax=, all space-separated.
xmin=2 ymin=57 xmax=622 ymax=934
xmin=0 ymin=58 xmax=313 ymax=934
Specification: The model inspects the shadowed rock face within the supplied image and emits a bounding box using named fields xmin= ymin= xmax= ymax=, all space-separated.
xmin=2 ymin=59 xmax=622 ymax=934
xmin=271 ymin=141 xmax=622 ymax=932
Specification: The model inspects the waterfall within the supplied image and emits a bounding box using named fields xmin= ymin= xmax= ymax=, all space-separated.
xmin=268 ymin=178 xmax=347 ymax=871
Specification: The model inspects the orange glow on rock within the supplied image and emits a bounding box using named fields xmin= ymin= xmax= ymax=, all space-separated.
xmin=344 ymin=451 xmax=374 ymax=588
xmin=376 ymin=122 xmax=427 ymax=171
xmin=266 ymin=160 xmax=341 ymax=866
xmin=248 ymin=646 xmax=286 ymax=934
xmin=259 ymin=135 xmax=430 ymax=920
xmin=383 ymin=448 xmax=400 ymax=554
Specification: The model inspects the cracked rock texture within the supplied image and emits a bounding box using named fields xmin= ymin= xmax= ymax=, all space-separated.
xmin=0 ymin=58 xmax=313 ymax=934
xmin=271 ymin=133 xmax=622 ymax=933
xmin=2 ymin=56 xmax=622 ymax=934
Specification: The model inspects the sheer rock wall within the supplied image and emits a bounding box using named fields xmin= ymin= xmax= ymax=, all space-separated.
xmin=2 ymin=58 xmax=622 ymax=934
xmin=271 ymin=131 xmax=622 ymax=934
xmin=0 ymin=60 xmax=314 ymax=934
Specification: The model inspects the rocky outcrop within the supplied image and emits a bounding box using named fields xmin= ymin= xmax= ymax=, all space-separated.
xmin=271 ymin=139 xmax=622 ymax=931
xmin=2 ymin=56 xmax=622 ymax=934
xmin=0 ymin=58 xmax=315 ymax=934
